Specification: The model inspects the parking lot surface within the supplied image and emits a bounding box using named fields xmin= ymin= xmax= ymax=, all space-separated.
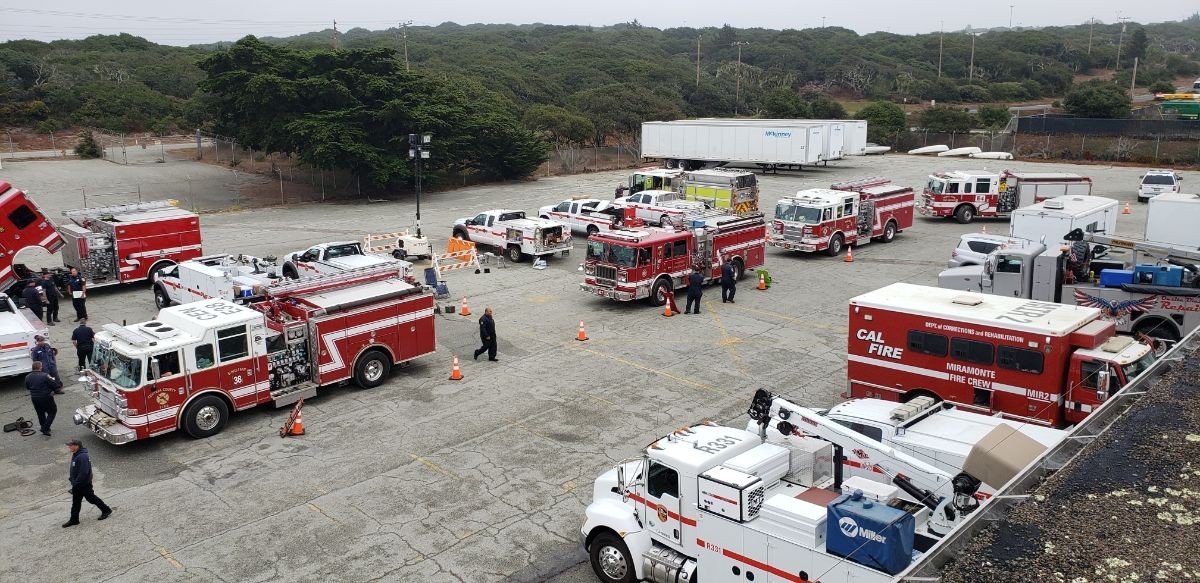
xmin=0 ymin=154 xmax=1163 ymax=582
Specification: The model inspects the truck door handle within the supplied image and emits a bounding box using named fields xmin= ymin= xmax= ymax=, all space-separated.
xmin=673 ymin=529 xmax=679 ymax=539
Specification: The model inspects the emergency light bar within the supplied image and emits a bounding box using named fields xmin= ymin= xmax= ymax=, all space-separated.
xmin=830 ymin=177 xmax=891 ymax=191
xmin=62 ymin=200 xmax=178 ymax=220
xmin=103 ymin=323 xmax=157 ymax=347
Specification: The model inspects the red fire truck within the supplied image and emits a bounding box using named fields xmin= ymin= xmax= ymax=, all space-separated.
xmin=73 ymin=266 xmax=436 ymax=444
xmin=580 ymin=209 xmax=766 ymax=305
xmin=769 ymin=177 xmax=915 ymax=257
xmin=55 ymin=200 xmax=203 ymax=286
xmin=919 ymin=170 xmax=1093 ymax=224
xmin=0 ymin=181 xmax=65 ymax=290
xmin=847 ymin=282 xmax=1155 ymax=427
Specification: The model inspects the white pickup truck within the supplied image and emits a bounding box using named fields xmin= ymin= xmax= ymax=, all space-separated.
xmin=616 ymin=188 xmax=707 ymax=226
xmin=537 ymin=198 xmax=621 ymax=236
xmin=152 ymin=254 xmax=281 ymax=308
xmin=0 ymin=293 xmax=48 ymax=378
xmin=278 ymin=241 xmax=412 ymax=280
xmin=451 ymin=209 xmax=572 ymax=263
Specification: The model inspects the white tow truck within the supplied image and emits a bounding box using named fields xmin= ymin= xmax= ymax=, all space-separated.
xmin=538 ymin=198 xmax=622 ymax=236
xmin=0 ymin=293 xmax=48 ymax=378
xmin=451 ymin=209 xmax=572 ymax=263
xmin=616 ymin=189 xmax=707 ymax=226
xmin=580 ymin=389 xmax=1039 ymax=583
xmin=152 ymin=254 xmax=281 ymax=309
xmin=278 ymin=241 xmax=411 ymax=280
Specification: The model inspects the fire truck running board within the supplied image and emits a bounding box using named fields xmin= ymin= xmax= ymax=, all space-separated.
xmin=271 ymin=382 xmax=318 ymax=407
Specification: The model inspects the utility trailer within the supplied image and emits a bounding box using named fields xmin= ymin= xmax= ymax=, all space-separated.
xmin=641 ymin=119 xmax=870 ymax=172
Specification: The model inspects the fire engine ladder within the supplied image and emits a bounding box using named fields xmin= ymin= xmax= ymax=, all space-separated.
xmin=830 ymin=177 xmax=892 ymax=192
xmin=265 ymin=264 xmax=407 ymax=297
xmin=62 ymin=200 xmax=179 ymax=220
xmin=1084 ymin=233 xmax=1200 ymax=265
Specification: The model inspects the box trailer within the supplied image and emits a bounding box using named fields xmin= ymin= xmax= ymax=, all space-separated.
xmin=1008 ymin=196 xmax=1118 ymax=245
xmin=698 ymin=119 xmax=868 ymax=158
xmin=1145 ymin=192 xmax=1200 ymax=250
xmin=642 ymin=119 xmax=873 ymax=171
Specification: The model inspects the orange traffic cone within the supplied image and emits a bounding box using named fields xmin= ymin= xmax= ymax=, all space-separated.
xmin=449 ymin=355 xmax=463 ymax=380
xmin=844 ymin=245 xmax=854 ymax=263
xmin=577 ymin=320 xmax=589 ymax=341
xmin=663 ymin=298 xmax=674 ymax=317
xmin=290 ymin=409 xmax=305 ymax=436
xmin=460 ymin=297 xmax=472 ymax=316
xmin=1123 ymin=202 xmax=1131 ymax=215
xmin=757 ymin=272 xmax=767 ymax=291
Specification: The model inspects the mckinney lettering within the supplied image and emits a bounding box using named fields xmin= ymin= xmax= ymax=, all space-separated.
xmin=764 ymin=130 xmax=793 ymax=138
xmin=945 ymin=362 xmax=997 ymax=379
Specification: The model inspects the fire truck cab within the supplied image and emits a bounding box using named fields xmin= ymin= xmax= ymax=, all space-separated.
xmin=770 ymin=179 xmax=914 ymax=256
xmin=0 ymin=182 xmax=65 ymax=290
xmin=920 ymin=170 xmax=1092 ymax=224
xmin=848 ymin=283 xmax=1154 ymax=427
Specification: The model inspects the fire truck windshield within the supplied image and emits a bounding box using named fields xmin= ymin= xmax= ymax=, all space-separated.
xmin=91 ymin=346 xmax=143 ymax=389
xmin=586 ymin=241 xmax=638 ymax=267
xmin=775 ymin=203 xmax=822 ymax=225
xmin=927 ymin=179 xmax=946 ymax=194
xmin=1120 ymin=351 xmax=1155 ymax=385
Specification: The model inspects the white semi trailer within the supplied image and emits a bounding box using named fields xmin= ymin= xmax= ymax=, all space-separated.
xmin=641 ymin=119 xmax=868 ymax=172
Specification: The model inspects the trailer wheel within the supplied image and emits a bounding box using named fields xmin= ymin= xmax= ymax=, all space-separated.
xmin=154 ymin=286 xmax=172 ymax=309
xmin=282 ymin=264 xmax=299 ymax=280
xmin=586 ymin=225 xmax=599 ymax=236
xmin=826 ymin=233 xmax=844 ymax=257
xmin=506 ymin=245 xmax=524 ymax=263
xmin=589 ymin=530 xmax=635 ymax=583
xmin=182 ymin=394 xmax=230 ymax=439
xmin=648 ymin=277 xmax=673 ymax=307
xmin=880 ymin=220 xmax=898 ymax=243
xmin=953 ymin=204 xmax=975 ymax=224
xmin=391 ymin=249 xmax=408 ymax=260
xmin=354 ymin=350 xmax=392 ymax=389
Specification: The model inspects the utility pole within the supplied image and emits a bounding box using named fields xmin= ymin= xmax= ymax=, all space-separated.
xmin=332 ymin=20 xmax=339 ymax=51
xmin=968 ymin=30 xmax=977 ymax=81
xmin=1129 ymin=56 xmax=1139 ymax=100
xmin=1087 ymin=17 xmax=1094 ymax=55
xmin=400 ymin=21 xmax=412 ymax=71
xmin=1115 ymin=16 xmax=1129 ymax=70
xmin=821 ymin=16 xmax=826 ymax=28
xmin=938 ymin=21 xmax=944 ymax=78
xmin=1009 ymin=5 xmax=1014 ymax=28
xmin=732 ymin=41 xmax=750 ymax=115
xmin=695 ymin=34 xmax=702 ymax=87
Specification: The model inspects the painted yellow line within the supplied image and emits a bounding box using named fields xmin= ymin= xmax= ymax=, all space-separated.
xmin=306 ymin=502 xmax=340 ymax=524
xmin=408 ymin=453 xmax=461 ymax=480
xmin=577 ymin=389 xmax=617 ymax=407
xmin=705 ymin=299 xmax=749 ymax=376
xmin=507 ymin=418 xmax=550 ymax=439
xmin=568 ymin=344 xmax=724 ymax=394
xmin=157 ymin=548 xmax=185 ymax=571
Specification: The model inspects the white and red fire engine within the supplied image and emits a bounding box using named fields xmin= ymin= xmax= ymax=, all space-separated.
xmin=919 ymin=170 xmax=1093 ymax=223
xmin=847 ymin=282 xmax=1155 ymax=427
xmin=769 ymin=178 xmax=915 ymax=256
xmin=580 ymin=209 xmax=766 ymax=305
xmin=52 ymin=200 xmax=203 ymax=287
xmin=0 ymin=181 xmax=65 ymax=290
xmin=73 ymin=266 xmax=436 ymax=444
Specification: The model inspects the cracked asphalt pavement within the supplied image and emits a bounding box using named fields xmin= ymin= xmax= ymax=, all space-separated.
xmin=0 ymin=154 xmax=1159 ymax=582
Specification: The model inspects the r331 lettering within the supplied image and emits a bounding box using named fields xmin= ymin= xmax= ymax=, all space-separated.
xmin=696 ymin=435 xmax=742 ymax=454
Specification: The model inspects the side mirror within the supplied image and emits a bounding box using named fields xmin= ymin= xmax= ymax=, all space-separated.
xmin=1097 ymin=368 xmax=1111 ymax=401
xmin=464 ymin=219 xmax=475 ymax=226
xmin=150 ymin=357 xmax=161 ymax=382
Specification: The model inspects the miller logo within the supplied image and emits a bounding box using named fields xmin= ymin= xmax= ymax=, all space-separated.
xmin=656 ymin=504 xmax=669 ymax=523
xmin=838 ymin=516 xmax=887 ymax=543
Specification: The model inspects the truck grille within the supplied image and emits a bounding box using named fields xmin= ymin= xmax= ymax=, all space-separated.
xmin=923 ymin=194 xmax=933 ymax=207
xmin=781 ymin=223 xmax=805 ymax=241
xmin=594 ymin=265 xmax=617 ymax=287
xmin=95 ymin=384 xmax=123 ymax=418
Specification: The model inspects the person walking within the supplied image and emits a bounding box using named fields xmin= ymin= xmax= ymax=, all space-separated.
xmin=66 ymin=267 xmax=87 ymax=322
xmin=720 ymin=258 xmax=737 ymax=304
xmin=21 ymin=280 xmax=44 ymax=323
xmin=31 ymin=334 xmax=61 ymax=380
xmin=63 ymin=439 xmax=112 ymax=528
xmin=40 ymin=272 xmax=61 ymax=325
xmin=71 ymin=319 xmax=94 ymax=372
xmin=26 ymin=361 xmax=57 ymax=436
xmin=473 ymin=307 xmax=498 ymax=362
xmin=685 ymin=265 xmax=705 ymax=314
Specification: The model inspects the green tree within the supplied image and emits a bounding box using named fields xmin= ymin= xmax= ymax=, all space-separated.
xmin=1147 ymin=80 xmax=1176 ymax=94
xmin=977 ymin=106 xmax=1011 ymax=129
xmin=1062 ymin=80 xmax=1131 ymax=119
xmin=568 ymin=83 xmax=682 ymax=144
xmin=854 ymin=102 xmax=905 ymax=143
xmin=761 ymin=88 xmax=810 ymax=118
xmin=522 ymin=105 xmax=595 ymax=145
xmin=804 ymin=92 xmax=847 ymax=119
xmin=1127 ymin=27 xmax=1148 ymax=62
xmin=74 ymin=130 xmax=102 ymax=158
xmin=918 ymin=106 xmax=973 ymax=132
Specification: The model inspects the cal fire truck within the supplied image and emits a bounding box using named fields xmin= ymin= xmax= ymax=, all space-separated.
xmin=920 ymin=170 xmax=1093 ymax=224
xmin=152 ymin=254 xmax=281 ymax=308
xmin=0 ymin=181 xmax=65 ymax=290
xmin=581 ymin=389 xmax=1006 ymax=583
xmin=580 ymin=210 xmax=766 ymax=305
xmin=847 ymin=282 xmax=1155 ymax=427
xmin=769 ymin=178 xmax=915 ymax=257
xmin=73 ymin=266 xmax=436 ymax=444
xmin=452 ymin=209 xmax=572 ymax=263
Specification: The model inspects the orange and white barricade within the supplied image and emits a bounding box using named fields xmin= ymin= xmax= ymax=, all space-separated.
xmin=432 ymin=238 xmax=482 ymax=276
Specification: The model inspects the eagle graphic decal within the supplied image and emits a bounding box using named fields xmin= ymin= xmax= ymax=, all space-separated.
xmin=1073 ymin=289 xmax=1158 ymax=321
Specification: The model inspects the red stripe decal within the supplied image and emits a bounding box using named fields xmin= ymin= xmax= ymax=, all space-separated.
xmin=696 ymin=539 xmax=822 ymax=583
xmin=626 ymin=493 xmax=697 ymax=527
xmin=0 ymin=342 xmax=28 ymax=350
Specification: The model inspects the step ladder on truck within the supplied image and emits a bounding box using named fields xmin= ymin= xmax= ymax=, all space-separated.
xmin=73 ymin=265 xmax=436 ymax=444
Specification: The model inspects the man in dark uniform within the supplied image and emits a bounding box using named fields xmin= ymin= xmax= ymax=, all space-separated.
xmin=72 ymin=318 xmax=95 ymax=372
xmin=685 ymin=265 xmax=705 ymax=314
xmin=26 ymin=361 xmax=57 ymax=436
xmin=720 ymin=258 xmax=737 ymax=304
xmin=63 ymin=438 xmax=112 ymax=528
xmin=40 ymin=272 xmax=61 ymax=325
xmin=473 ymin=307 xmax=498 ymax=362
xmin=21 ymin=280 xmax=44 ymax=322
xmin=66 ymin=267 xmax=88 ymax=322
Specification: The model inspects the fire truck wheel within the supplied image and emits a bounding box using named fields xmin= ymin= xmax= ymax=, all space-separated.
xmin=147 ymin=260 xmax=174 ymax=283
xmin=282 ymin=265 xmax=299 ymax=280
xmin=354 ymin=350 xmax=392 ymax=389
xmin=586 ymin=225 xmax=599 ymax=236
xmin=953 ymin=204 xmax=975 ymax=224
xmin=825 ymin=233 xmax=844 ymax=257
xmin=648 ymin=277 xmax=673 ymax=307
xmin=506 ymin=245 xmax=524 ymax=263
xmin=589 ymin=531 xmax=635 ymax=583
xmin=154 ymin=286 xmax=172 ymax=309
xmin=183 ymin=395 xmax=229 ymax=439
xmin=880 ymin=220 xmax=898 ymax=243
xmin=659 ymin=215 xmax=671 ymax=227
xmin=732 ymin=257 xmax=745 ymax=280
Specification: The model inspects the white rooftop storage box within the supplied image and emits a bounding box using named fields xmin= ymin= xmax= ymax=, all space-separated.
xmin=1145 ymin=192 xmax=1200 ymax=250
xmin=1009 ymin=195 xmax=1118 ymax=244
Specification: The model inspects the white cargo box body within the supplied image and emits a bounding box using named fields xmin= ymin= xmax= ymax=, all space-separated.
xmin=840 ymin=476 xmax=900 ymax=503
xmin=642 ymin=121 xmax=821 ymax=166
xmin=179 ymin=261 xmax=238 ymax=301
xmin=758 ymin=490 xmax=827 ymax=548
xmin=1009 ymin=195 xmax=1119 ymax=244
xmin=1145 ymin=193 xmax=1200 ymax=249
xmin=698 ymin=465 xmax=765 ymax=522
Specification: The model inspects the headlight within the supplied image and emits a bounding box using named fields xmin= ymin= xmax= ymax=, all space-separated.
xmin=584 ymin=264 xmax=595 ymax=275
xmin=115 ymin=393 xmax=128 ymax=408
xmin=618 ymin=270 xmax=628 ymax=283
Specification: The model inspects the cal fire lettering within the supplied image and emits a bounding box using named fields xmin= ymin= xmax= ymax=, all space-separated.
xmin=695 ymin=434 xmax=743 ymax=454
xmin=856 ymin=329 xmax=904 ymax=359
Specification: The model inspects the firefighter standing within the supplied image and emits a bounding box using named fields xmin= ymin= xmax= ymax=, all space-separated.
xmin=685 ymin=266 xmax=704 ymax=314
xmin=63 ymin=438 xmax=112 ymax=528
xmin=473 ymin=307 xmax=498 ymax=362
xmin=21 ymin=280 xmax=44 ymax=322
xmin=26 ymin=361 xmax=58 ymax=436
xmin=41 ymin=272 xmax=61 ymax=324
xmin=72 ymin=319 xmax=94 ymax=372
xmin=720 ymin=258 xmax=737 ymax=304
xmin=66 ymin=267 xmax=88 ymax=321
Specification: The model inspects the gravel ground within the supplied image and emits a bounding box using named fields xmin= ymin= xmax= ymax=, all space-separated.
xmin=940 ymin=341 xmax=1200 ymax=583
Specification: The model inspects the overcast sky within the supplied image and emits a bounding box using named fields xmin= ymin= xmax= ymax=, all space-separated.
xmin=0 ymin=1 xmax=1193 ymax=45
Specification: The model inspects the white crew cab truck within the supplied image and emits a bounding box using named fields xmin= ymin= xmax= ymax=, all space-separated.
xmin=278 ymin=241 xmax=411 ymax=280
xmin=152 ymin=254 xmax=281 ymax=308
xmin=616 ymin=189 xmax=707 ymax=226
xmin=452 ymin=209 xmax=572 ymax=262
xmin=0 ymin=293 xmax=48 ymax=378
xmin=538 ymin=198 xmax=621 ymax=236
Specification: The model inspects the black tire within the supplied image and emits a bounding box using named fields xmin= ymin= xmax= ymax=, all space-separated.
xmin=880 ymin=220 xmax=898 ymax=243
xmin=659 ymin=214 xmax=671 ymax=227
xmin=1135 ymin=320 xmax=1180 ymax=358
xmin=354 ymin=349 xmax=392 ymax=389
xmin=392 ymin=249 xmax=408 ymax=260
xmin=146 ymin=261 xmax=175 ymax=283
xmin=586 ymin=224 xmax=599 ymax=236
xmin=452 ymin=229 xmax=470 ymax=242
xmin=954 ymin=204 xmax=975 ymax=224
xmin=826 ymin=233 xmax=844 ymax=257
xmin=588 ymin=531 xmax=636 ymax=583
xmin=182 ymin=394 xmax=230 ymax=439
xmin=154 ymin=286 xmax=171 ymax=309
xmin=732 ymin=258 xmax=745 ymax=280
xmin=282 ymin=264 xmax=299 ymax=280
xmin=506 ymin=245 xmax=524 ymax=263
xmin=647 ymin=277 xmax=673 ymax=307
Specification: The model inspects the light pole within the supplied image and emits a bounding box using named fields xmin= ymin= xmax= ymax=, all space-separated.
xmin=938 ymin=21 xmax=944 ymax=78
xmin=1115 ymin=16 xmax=1129 ymax=70
xmin=408 ymin=132 xmax=432 ymax=237
xmin=732 ymin=41 xmax=750 ymax=115
xmin=696 ymin=34 xmax=701 ymax=87
xmin=1009 ymin=5 xmax=1014 ymax=28
xmin=968 ymin=30 xmax=977 ymax=81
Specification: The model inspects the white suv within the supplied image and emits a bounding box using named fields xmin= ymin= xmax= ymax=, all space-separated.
xmin=947 ymin=233 xmax=1028 ymax=268
xmin=1138 ymin=170 xmax=1181 ymax=203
